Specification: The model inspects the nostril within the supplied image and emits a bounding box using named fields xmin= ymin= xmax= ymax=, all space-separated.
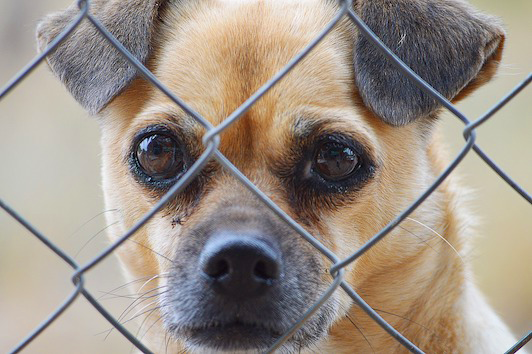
xmin=199 ymin=233 xmax=282 ymax=298
xmin=253 ymin=258 xmax=278 ymax=282
xmin=204 ymin=257 xmax=230 ymax=279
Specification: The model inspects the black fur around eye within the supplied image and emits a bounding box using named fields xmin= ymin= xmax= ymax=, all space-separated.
xmin=277 ymin=133 xmax=374 ymax=197
xmin=135 ymin=133 xmax=185 ymax=180
xmin=314 ymin=142 xmax=360 ymax=181
xmin=275 ymin=134 xmax=375 ymax=216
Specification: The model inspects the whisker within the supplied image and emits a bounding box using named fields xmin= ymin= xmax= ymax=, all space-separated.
xmin=128 ymin=306 xmax=163 ymax=354
xmin=98 ymin=273 xmax=165 ymax=300
xmin=97 ymin=292 xmax=142 ymax=300
xmin=398 ymin=225 xmax=441 ymax=255
xmin=104 ymin=303 xmax=160 ymax=341
xmin=68 ymin=208 xmax=119 ymax=239
xmin=139 ymin=314 xmax=165 ymax=345
xmin=125 ymin=293 xmax=168 ymax=323
xmin=137 ymin=303 xmax=177 ymax=347
xmin=406 ymin=217 xmax=465 ymax=264
xmin=345 ymin=314 xmax=375 ymax=353
xmin=100 ymin=287 xmax=168 ymax=340
xmin=98 ymin=283 xmax=167 ymax=300
xmin=164 ymin=329 xmax=171 ymax=354
xmin=74 ymin=221 xmax=120 ymax=258
xmin=104 ymin=294 xmax=169 ymax=341
xmin=124 ymin=302 xmax=162 ymax=326
xmin=118 ymin=286 xmax=168 ymax=323
xmin=138 ymin=273 xmax=167 ymax=294
xmin=127 ymin=238 xmax=175 ymax=264
xmin=95 ymin=300 xmax=166 ymax=339
xmin=100 ymin=281 xmax=167 ymax=302
xmin=372 ymin=307 xmax=435 ymax=335
xmin=343 ymin=281 xmax=441 ymax=340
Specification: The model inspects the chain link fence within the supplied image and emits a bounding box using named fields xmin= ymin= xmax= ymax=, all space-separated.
xmin=1 ymin=0 xmax=530 ymax=353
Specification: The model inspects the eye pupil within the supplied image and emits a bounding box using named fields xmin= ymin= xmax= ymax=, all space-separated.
xmin=315 ymin=142 xmax=359 ymax=180
xmin=136 ymin=134 xmax=184 ymax=179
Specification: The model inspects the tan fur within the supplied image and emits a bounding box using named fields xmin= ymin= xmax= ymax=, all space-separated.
xmin=43 ymin=0 xmax=518 ymax=352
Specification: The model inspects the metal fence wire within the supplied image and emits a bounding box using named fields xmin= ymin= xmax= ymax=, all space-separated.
xmin=1 ymin=0 xmax=531 ymax=353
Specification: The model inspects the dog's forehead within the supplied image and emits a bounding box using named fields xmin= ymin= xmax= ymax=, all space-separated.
xmin=148 ymin=1 xmax=355 ymax=135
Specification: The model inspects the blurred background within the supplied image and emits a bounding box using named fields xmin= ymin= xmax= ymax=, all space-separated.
xmin=0 ymin=0 xmax=530 ymax=353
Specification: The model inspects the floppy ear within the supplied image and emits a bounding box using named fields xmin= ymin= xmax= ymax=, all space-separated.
xmin=36 ymin=0 xmax=168 ymax=115
xmin=353 ymin=0 xmax=505 ymax=125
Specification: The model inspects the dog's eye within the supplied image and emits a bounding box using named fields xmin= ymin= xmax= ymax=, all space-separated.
xmin=314 ymin=142 xmax=359 ymax=181
xmin=136 ymin=134 xmax=185 ymax=179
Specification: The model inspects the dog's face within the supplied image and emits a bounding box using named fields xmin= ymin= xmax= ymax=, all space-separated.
xmin=38 ymin=0 xmax=504 ymax=351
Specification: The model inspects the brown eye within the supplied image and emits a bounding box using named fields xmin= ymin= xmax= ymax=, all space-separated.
xmin=315 ymin=142 xmax=359 ymax=181
xmin=136 ymin=134 xmax=184 ymax=179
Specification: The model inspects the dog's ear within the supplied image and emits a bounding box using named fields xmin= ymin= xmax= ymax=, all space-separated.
xmin=36 ymin=0 xmax=168 ymax=115
xmin=353 ymin=0 xmax=505 ymax=125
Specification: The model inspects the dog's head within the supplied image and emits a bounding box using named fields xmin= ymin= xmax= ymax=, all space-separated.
xmin=38 ymin=0 xmax=503 ymax=351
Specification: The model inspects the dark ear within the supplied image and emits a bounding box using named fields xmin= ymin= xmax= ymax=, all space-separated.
xmin=353 ymin=0 xmax=505 ymax=125
xmin=36 ymin=0 xmax=168 ymax=115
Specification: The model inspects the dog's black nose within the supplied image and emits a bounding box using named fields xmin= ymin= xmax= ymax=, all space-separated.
xmin=199 ymin=233 xmax=281 ymax=299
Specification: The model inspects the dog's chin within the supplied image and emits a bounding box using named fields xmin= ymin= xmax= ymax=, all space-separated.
xmin=180 ymin=322 xmax=281 ymax=351
xmin=168 ymin=321 xmax=321 ymax=353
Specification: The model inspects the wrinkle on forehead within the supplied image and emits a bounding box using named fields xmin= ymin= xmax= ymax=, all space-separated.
xmin=148 ymin=0 xmax=356 ymax=164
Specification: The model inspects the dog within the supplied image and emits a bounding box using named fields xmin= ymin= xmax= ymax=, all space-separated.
xmin=36 ymin=0 xmax=521 ymax=352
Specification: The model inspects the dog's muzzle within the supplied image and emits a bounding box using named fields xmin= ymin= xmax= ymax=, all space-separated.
xmin=161 ymin=203 xmax=337 ymax=351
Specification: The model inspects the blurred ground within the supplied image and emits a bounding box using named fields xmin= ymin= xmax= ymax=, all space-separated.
xmin=0 ymin=0 xmax=530 ymax=353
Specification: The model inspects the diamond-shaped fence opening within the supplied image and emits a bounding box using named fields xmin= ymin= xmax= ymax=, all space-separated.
xmin=1 ymin=0 xmax=530 ymax=353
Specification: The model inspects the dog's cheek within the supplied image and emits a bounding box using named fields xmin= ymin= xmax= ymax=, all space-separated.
xmin=278 ymin=236 xmax=347 ymax=340
xmin=99 ymin=129 xmax=168 ymax=283
xmin=146 ymin=217 xmax=184 ymax=273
